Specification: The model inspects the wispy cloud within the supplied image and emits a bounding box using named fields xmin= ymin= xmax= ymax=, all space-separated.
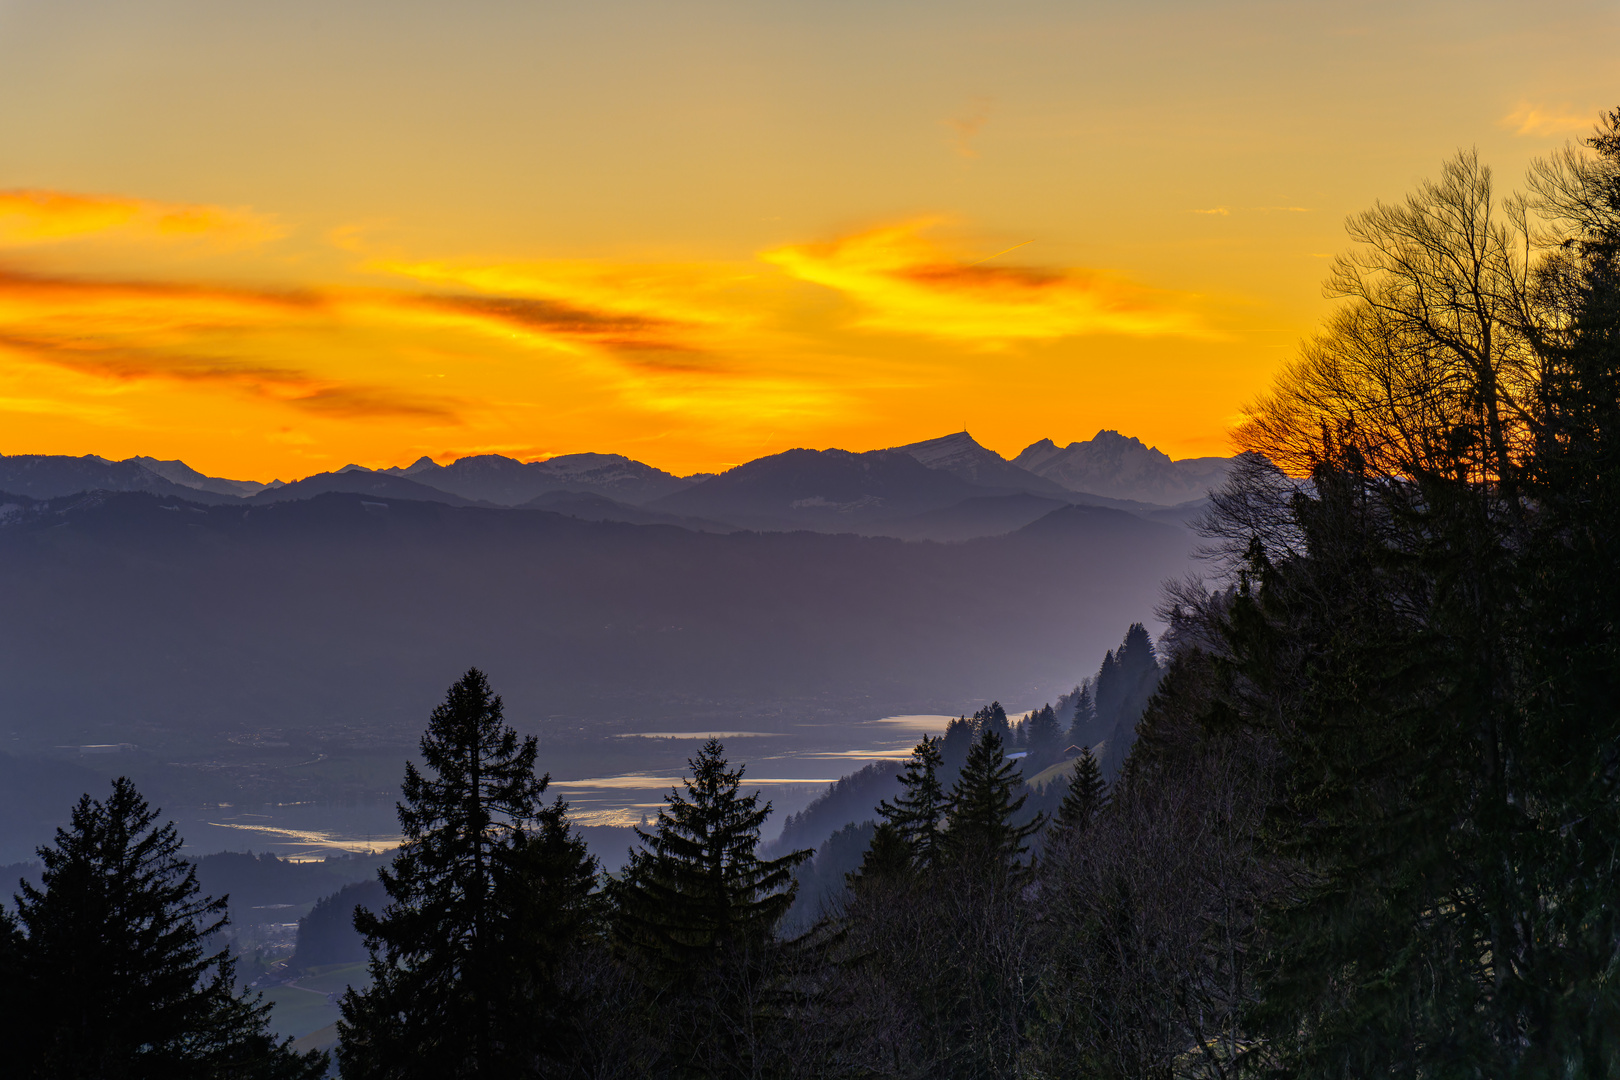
xmin=762 ymin=219 xmax=1206 ymax=342
xmin=1192 ymin=207 xmax=1230 ymax=216
xmin=0 ymin=189 xmax=284 ymax=247
xmin=358 ymin=255 xmax=756 ymax=329
xmin=392 ymin=293 xmax=700 ymax=358
xmin=0 ymin=252 xmax=793 ymax=426
xmin=0 ymin=334 xmax=457 ymax=421
xmin=1501 ymin=103 xmax=1596 ymax=138
xmin=0 ymin=201 xmax=1218 ymax=449
xmin=0 ymin=270 xmax=453 ymax=419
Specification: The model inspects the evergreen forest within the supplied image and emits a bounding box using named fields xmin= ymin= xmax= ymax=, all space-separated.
xmin=3 ymin=112 xmax=1620 ymax=1079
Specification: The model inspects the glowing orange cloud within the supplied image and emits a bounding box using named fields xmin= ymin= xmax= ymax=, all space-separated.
xmin=388 ymin=294 xmax=698 ymax=357
xmin=351 ymin=250 xmax=800 ymax=377
xmin=359 ymin=253 xmax=763 ymax=331
xmin=762 ymin=220 xmax=1207 ymax=342
xmin=0 ymin=201 xmax=1245 ymax=476
xmin=0 ymin=270 xmax=452 ymax=419
xmin=0 ymin=189 xmax=284 ymax=246
xmin=340 ymin=251 xmax=863 ymax=424
xmin=0 ymin=257 xmax=785 ymax=427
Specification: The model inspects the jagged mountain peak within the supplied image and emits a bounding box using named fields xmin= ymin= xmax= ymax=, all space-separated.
xmin=127 ymin=456 xmax=271 ymax=497
xmin=896 ymin=430 xmax=984 ymax=467
xmin=889 ymin=431 xmax=1067 ymax=496
xmin=1085 ymin=429 xmax=1170 ymax=459
xmin=1013 ymin=430 xmax=1232 ymax=506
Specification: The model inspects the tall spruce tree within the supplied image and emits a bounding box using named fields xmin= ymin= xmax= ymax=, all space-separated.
xmin=945 ymin=726 xmax=1044 ymax=871
xmin=612 ymin=742 xmax=815 ymax=1080
xmin=1068 ymin=681 xmax=1095 ymax=743
xmin=1054 ymin=746 xmax=1106 ymax=833
xmin=973 ymin=701 xmax=1011 ymax=744
xmin=876 ymin=735 xmax=948 ymax=871
xmin=1092 ymin=625 xmax=1163 ymax=770
xmin=940 ymin=714 xmax=977 ymax=772
xmin=1092 ymin=650 xmax=1121 ymax=727
xmin=615 ymin=740 xmax=811 ymax=977
xmin=11 ymin=777 xmax=325 ymax=1080
xmin=339 ymin=668 xmax=596 ymax=1080
xmin=1026 ymin=704 xmax=1063 ymax=766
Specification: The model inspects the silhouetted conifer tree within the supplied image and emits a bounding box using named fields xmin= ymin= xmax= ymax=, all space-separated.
xmin=1054 ymin=746 xmax=1106 ymax=833
xmin=12 ymin=777 xmax=325 ymax=1080
xmin=1092 ymin=650 xmax=1121 ymax=724
xmin=945 ymin=727 xmax=1043 ymax=872
xmin=612 ymin=741 xmax=813 ymax=1079
xmin=1068 ymin=681 xmax=1095 ymax=743
xmin=973 ymin=701 xmax=1011 ymax=744
xmin=339 ymin=668 xmax=595 ymax=1080
xmin=615 ymin=739 xmax=810 ymax=978
xmin=1026 ymin=703 xmax=1063 ymax=765
xmin=940 ymin=714 xmax=977 ymax=773
xmin=1088 ymin=625 xmax=1164 ymax=771
xmin=876 ymin=735 xmax=948 ymax=871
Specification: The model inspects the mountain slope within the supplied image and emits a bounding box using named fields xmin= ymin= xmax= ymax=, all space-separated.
xmin=247 ymin=470 xmax=490 ymax=506
xmin=0 ymin=454 xmax=234 ymax=503
xmin=0 ymin=490 xmax=1194 ymax=750
xmin=1014 ymin=430 xmax=1232 ymax=505
xmin=387 ymin=453 xmax=690 ymax=505
xmin=869 ymin=492 xmax=1072 ymax=542
xmin=648 ymin=447 xmax=983 ymax=530
xmin=890 ymin=432 xmax=1068 ymax=495
xmin=129 ymin=457 xmax=273 ymax=498
xmin=519 ymin=489 xmax=734 ymax=532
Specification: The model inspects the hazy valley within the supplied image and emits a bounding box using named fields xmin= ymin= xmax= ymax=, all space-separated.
xmin=0 ymin=427 xmax=1222 ymax=867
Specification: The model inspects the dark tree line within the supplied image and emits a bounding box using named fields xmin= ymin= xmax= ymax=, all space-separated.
xmin=327 ymin=670 xmax=1113 ymax=1079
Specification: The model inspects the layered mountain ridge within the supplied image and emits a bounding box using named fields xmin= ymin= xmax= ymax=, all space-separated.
xmin=0 ymin=430 xmax=1233 ymax=541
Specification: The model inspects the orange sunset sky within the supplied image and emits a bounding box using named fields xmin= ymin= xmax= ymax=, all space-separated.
xmin=0 ymin=0 xmax=1614 ymax=480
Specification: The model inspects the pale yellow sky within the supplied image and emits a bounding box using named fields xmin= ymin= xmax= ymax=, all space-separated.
xmin=0 ymin=0 xmax=1612 ymax=479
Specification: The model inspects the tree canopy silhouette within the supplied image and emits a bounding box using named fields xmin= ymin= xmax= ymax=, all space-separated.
xmin=339 ymin=668 xmax=596 ymax=1080
xmin=9 ymin=777 xmax=325 ymax=1080
xmin=615 ymin=739 xmax=810 ymax=979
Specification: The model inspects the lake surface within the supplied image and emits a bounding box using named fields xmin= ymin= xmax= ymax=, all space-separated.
xmin=174 ymin=714 xmax=965 ymax=860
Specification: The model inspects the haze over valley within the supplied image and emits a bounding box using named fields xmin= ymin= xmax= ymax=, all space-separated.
xmin=0 ymin=427 xmax=1220 ymax=867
